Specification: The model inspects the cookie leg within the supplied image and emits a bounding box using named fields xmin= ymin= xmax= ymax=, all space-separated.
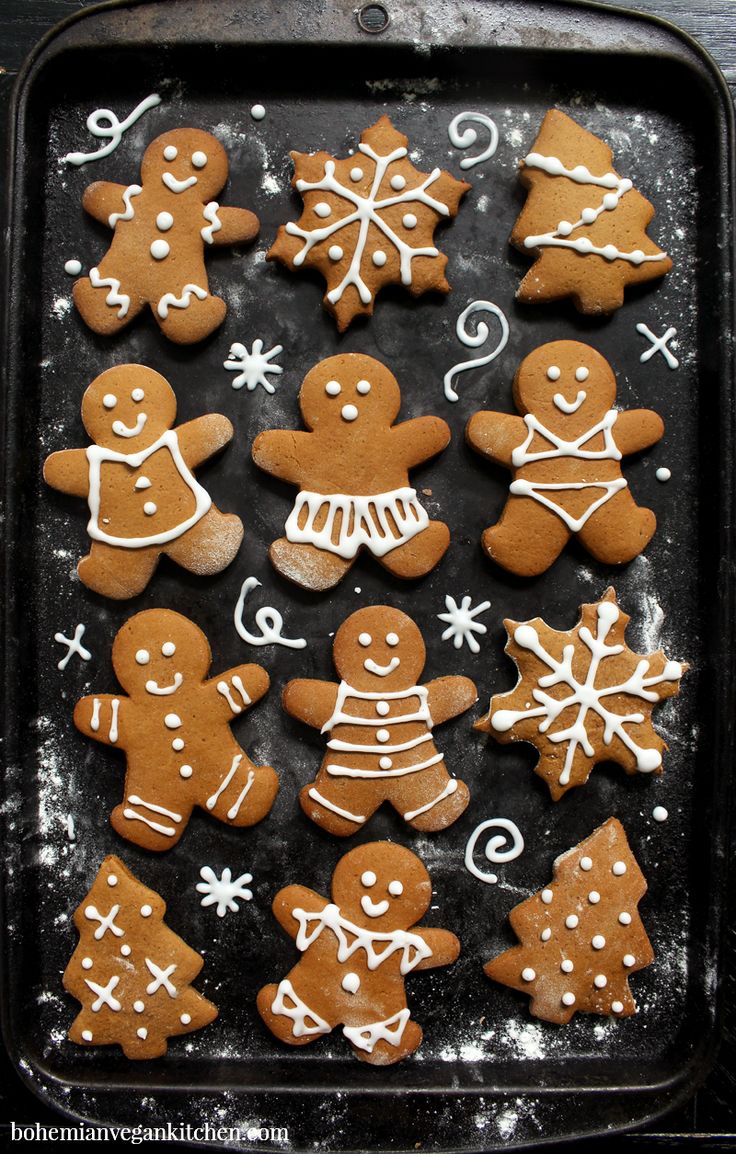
xmin=345 ymin=1012 xmax=423 ymax=1066
xmin=577 ymin=489 xmax=656 ymax=564
xmin=110 ymin=798 xmax=190 ymax=851
xmin=299 ymin=778 xmax=380 ymax=837
xmin=481 ymin=498 xmax=571 ymax=577
xmin=392 ymin=766 xmax=470 ymax=832
xmin=269 ymin=538 xmax=354 ymax=592
xmin=155 ymin=292 xmax=227 ymax=344
xmin=73 ymin=274 xmax=144 ymax=336
xmin=204 ymin=756 xmax=279 ymax=827
xmin=165 ymin=507 xmax=244 ymax=575
xmin=257 ymin=979 xmax=332 ymax=1047
xmin=377 ymin=521 xmax=449 ymax=580
xmin=77 ymin=542 xmax=160 ymax=599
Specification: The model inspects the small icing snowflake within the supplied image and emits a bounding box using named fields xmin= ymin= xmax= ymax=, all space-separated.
xmin=196 ymin=866 xmax=253 ymax=917
xmin=437 ymin=595 xmax=491 ymax=653
xmin=224 ymin=340 xmax=283 ymax=393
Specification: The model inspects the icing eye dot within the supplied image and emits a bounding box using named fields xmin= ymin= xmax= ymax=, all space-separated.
xmin=372 ymin=250 xmax=387 ymax=267
xmin=390 ymin=174 xmax=406 ymax=190
xmin=328 ymin=245 xmax=343 ymax=262
xmin=385 ymin=632 xmax=399 ymax=647
xmin=575 ymin=366 xmax=590 ymax=382
xmin=402 ymin=213 xmax=417 ymax=229
xmin=163 ymin=145 xmax=178 ymax=161
xmin=314 ymin=202 xmax=332 ymax=218
xmin=358 ymin=633 xmax=372 ymax=647
xmin=135 ymin=649 xmax=150 ymax=665
xmin=131 ymin=388 xmax=145 ymax=402
xmin=361 ymin=870 xmax=377 ymax=887
xmin=350 ymin=167 xmax=363 ymax=182
xmin=156 ymin=211 xmax=174 ymax=231
xmin=356 ymin=380 xmax=371 ymax=395
xmin=388 ymin=880 xmax=404 ymax=897
xmin=102 ymin=394 xmax=117 ymax=409
xmin=191 ymin=151 xmax=207 ymax=168
xmin=325 ymin=380 xmax=341 ymax=397
xmin=161 ymin=642 xmax=176 ymax=657
xmin=546 ymin=365 xmax=561 ymax=381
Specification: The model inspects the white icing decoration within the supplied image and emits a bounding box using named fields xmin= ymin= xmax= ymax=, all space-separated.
xmin=588 ymin=890 xmax=601 ymax=904
xmin=361 ymin=870 xmax=377 ymax=886
xmin=448 ymin=112 xmax=499 ymax=169
xmin=437 ymin=593 xmax=490 ymax=653
xmin=390 ymin=174 xmax=406 ymax=190
xmin=562 ymin=992 xmax=576 ymax=1007
xmin=328 ymin=245 xmax=343 ymax=261
xmin=612 ymin=1001 xmax=624 ymax=1013
xmin=201 ymin=201 xmax=222 ymax=244
xmin=541 ymin=889 xmax=553 ymax=904
xmin=363 ymin=657 xmax=400 ymax=677
xmin=443 ymin=300 xmax=510 ymax=402
xmin=205 ymin=754 xmax=242 ymax=811
xmin=580 ymin=857 xmax=593 ymax=871
xmin=120 ymin=944 xmax=131 ymax=956
xmin=150 ymin=240 xmax=170 ymax=260
xmin=385 ymin=633 xmax=399 ymax=647
xmin=325 ymin=380 xmax=341 ymax=396
xmin=163 ymin=145 xmax=178 ymax=161
xmin=191 ymin=151 xmax=208 ymax=169
xmin=172 ymin=737 xmax=184 ymax=750
xmin=464 ymin=817 xmax=524 ymax=884
xmin=404 ymin=777 xmax=458 ymax=820
xmin=82 ymin=958 xmax=93 ymax=970
xmin=565 ymin=914 xmax=579 ymax=929
xmin=144 ymin=957 xmax=177 ymax=996
xmin=109 ymin=699 xmax=119 ymax=742
xmin=112 ymin=412 xmax=147 ymax=438
xmin=195 ymin=866 xmax=254 ymax=917
xmin=224 ymin=339 xmax=283 ymax=393
xmin=84 ymin=903 xmax=124 ymax=939
xmin=350 ymin=167 xmax=363 ymax=182
xmin=103 ymin=394 xmax=117 ymax=410
xmin=145 ymin=672 xmax=182 ymax=695
xmin=179 ymin=765 xmax=192 ymax=778
xmin=108 ymin=184 xmax=143 ymax=228
xmin=107 ymin=874 xmax=118 ymax=887
xmin=85 ymin=975 xmax=122 ymax=1012
xmin=623 ymin=953 xmax=636 ymax=967
xmin=402 ymin=213 xmax=417 ymax=229
xmin=594 ymin=974 xmax=608 ymax=988
xmin=307 ymin=788 xmax=366 ymax=824
xmin=234 ymin=576 xmax=306 ymax=649
xmin=357 ymin=380 xmax=371 ymax=395
xmin=292 ymin=903 xmax=431 ymax=974
xmin=522 ymin=967 xmax=536 ymax=982
xmin=136 ymin=650 xmax=150 ymax=665
xmin=86 ymin=430 xmax=211 ymax=548
xmin=140 ymin=905 xmax=153 ymax=917
xmin=388 ymin=880 xmax=403 ymax=896
xmin=285 ymin=488 xmax=429 ymax=559
xmin=636 ymin=322 xmax=679 ymax=369
xmin=143 ymin=502 xmax=157 ymax=516
xmin=619 ymin=912 xmax=632 ymax=925
xmin=131 ymin=388 xmax=145 ymax=402
xmin=157 ymin=283 xmax=207 ymax=317
xmin=250 ymin=104 xmax=266 ymax=120
xmin=652 ymin=805 xmax=669 ymax=822
xmin=65 ymin=259 xmax=82 ymax=276
xmin=344 ymin=1010 xmax=411 ymax=1054
xmin=314 ymin=202 xmax=332 ymax=218
xmin=576 ymin=367 xmax=590 ymax=382
xmin=123 ymin=793 xmax=180 ymax=837
xmin=89 ymin=267 xmax=130 ymax=317
xmin=547 ymin=366 xmax=561 ymax=381
xmin=286 ymin=139 xmax=452 ymax=306
xmin=180 ymin=1012 xmax=191 ymax=1024
xmin=342 ymin=972 xmax=360 ymax=994
xmin=162 ymin=642 xmax=175 ymax=656
xmin=164 ymin=713 xmax=181 ymax=729
xmin=612 ymin=861 xmax=627 ymax=876
xmin=361 ymin=895 xmax=389 ymax=918
xmin=372 ymin=250 xmax=387 ymax=266
xmin=656 ymin=467 xmax=671 ymax=482
xmin=162 ymin=172 xmax=197 ymax=193
xmin=341 ymin=403 xmax=359 ymax=421
xmin=561 ymin=960 xmax=574 ymax=973
xmin=64 ymin=94 xmax=161 ymax=165
xmin=592 ymin=935 xmax=606 ymax=950
xmin=90 ymin=699 xmax=101 ymax=731
xmin=156 ymin=212 xmax=174 ymax=231
xmin=553 ymin=390 xmax=587 ymax=414
xmin=271 ymin=979 xmax=330 ymax=1037
xmin=54 ymin=623 xmax=91 ymax=670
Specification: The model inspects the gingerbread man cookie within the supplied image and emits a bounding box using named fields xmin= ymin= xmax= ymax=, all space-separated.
xmin=43 ymin=364 xmax=243 ymax=599
xmin=72 ymin=128 xmax=259 ymax=343
xmin=74 ymin=609 xmax=278 ymax=850
xmin=257 ymin=842 xmax=460 ymax=1064
xmin=466 ymin=341 xmax=664 ymax=576
xmin=284 ymin=605 xmax=477 ymax=835
xmin=252 ymin=353 xmax=451 ymax=591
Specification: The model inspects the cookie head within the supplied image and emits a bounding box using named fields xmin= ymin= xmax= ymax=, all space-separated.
xmin=141 ymin=128 xmax=228 ymax=201
xmin=111 ymin=609 xmax=211 ymax=697
xmin=514 ymin=341 xmax=616 ymax=429
xmin=332 ymin=842 xmax=431 ymax=931
xmin=333 ymin=606 xmax=425 ymax=692
xmin=81 ymin=365 xmax=176 ymax=450
xmin=299 ymin=354 xmax=401 ymax=431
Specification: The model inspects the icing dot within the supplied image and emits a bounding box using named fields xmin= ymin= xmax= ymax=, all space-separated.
xmin=325 ymin=380 xmax=341 ymax=396
xmin=191 ymin=151 xmax=207 ymax=168
xmin=619 ymin=911 xmax=632 ymax=925
xmin=131 ymin=387 xmax=145 ymax=401
xmin=137 ymin=1027 xmax=148 ymax=1040
xmin=156 ymin=211 xmax=174 ymax=231
xmin=107 ymin=874 xmax=118 ymax=887
xmin=140 ymin=904 xmax=153 ymax=918
xmin=180 ymin=1012 xmax=192 ymax=1024
xmin=561 ymin=959 xmax=574 ymax=973
xmin=603 ymin=192 xmax=619 ymax=210
xmin=120 ymin=944 xmax=131 ymax=957
xmin=250 ymin=104 xmax=266 ymax=120
xmin=577 ymin=238 xmax=593 ymax=253
xmin=557 ymin=220 xmax=573 ymax=236
xmin=134 ymin=1000 xmax=145 ymax=1013
xmin=82 ymin=957 xmax=93 ymax=970
xmin=630 ymin=249 xmax=646 ymax=264
xmin=379 ymin=757 xmax=393 ymax=769
xmin=328 ymin=245 xmax=343 ymax=261
xmin=652 ymin=805 xmax=669 ymax=822
xmin=179 ymin=765 xmax=193 ymax=778
xmin=592 ymin=935 xmax=606 ymax=950
xmin=390 ymin=174 xmax=406 ymax=190
xmin=150 ymin=239 xmax=170 ymax=260
xmin=314 ymin=202 xmax=332 ymax=218
xmin=376 ymin=729 xmax=390 ymax=743
xmin=656 ymin=468 xmax=671 ymax=483
xmin=64 ymin=259 xmax=82 ymax=275
xmin=540 ymin=927 xmax=552 ymax=942
xmin=164 ymin=714 xmax=182 ymax=729
xmin=581 ymin=207 xmax=597 ymax=224
xmin=580 ymin=857 xmax=593 ymax=871
xmin=565 ymin=914 xmax=579 ymax=929
xmin=388 ymin=880 xmax=404 ymax=896
xmin=575 ymin=366 xmax=589 ymax=382
xmin=358 ymin=633 xmax=372 ymax=647
xmin=172 ymin=738 xmax=185 ymax=751
xmin=103 ymin=394 xmax=117 ymax=410
xmin=541 ymin=889 xmax=553 ymax=904
xmin=356 ymin=380 xmax=371 ymax=395
xmin=341 ymin=403 xmax=359 ymax=422
xmin=376 ymin=701 xmax=390 ymax=715
xmin=612 ymin=1001 xmax=624 ymax=1014
xmin=623 ymin=953 xmax=636 ymax=967
xmin=82 ymin=1030 xmax=93 ymax=1042
xmin=136 ymin=649 xmax=150 ymax=665
xmin=361 ymin=871 xmax=376 ymax=887
xmin=385 ymin=633 xmax=399 ymax=647
xmin=350 ymin=167 xmax=363 ymax=182
xmin=163 ymin=145 xmax=178 ymax=161
xmin=588 ymin=891 xmax=601 ymax=904
xmin=342 ymin=972 xmax=361 ymax=994
xmin=402 ymin=213 xmax=417 ymax=229
xmin=546 ymin=365 xmax=561 ymax=381
xmin=612 ymin=861 xmax=627 ymax=876
xmin=594 ymin=974 xmax=608 ymax=989
xmin=162 ymin=642 xmax=176 ymax=656
xmin=562 ymin=992 xmax=576 ymax=1007
xmin=601 ymin=244 xmax=619 ymax=261
xmin=372 ymin=250 xmax=387 ymax=267
xmin=143 ymin=502 xmax=157 ymax=516
xmin=521 ymin=967 xmax=536 ymax=982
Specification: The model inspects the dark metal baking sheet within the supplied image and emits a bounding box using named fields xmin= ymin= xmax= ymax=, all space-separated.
xmin=2 ymin=0 xmax=734 ymax=1149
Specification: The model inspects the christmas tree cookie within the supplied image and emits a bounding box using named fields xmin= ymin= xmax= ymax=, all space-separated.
xmin=484 ymin=818 xmax=654 ymax=1023
xmin=63 ymin=856 xmax=217 ymax=1058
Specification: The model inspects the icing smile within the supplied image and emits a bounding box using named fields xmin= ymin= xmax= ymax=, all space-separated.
xmin=553 ymin=390 xmax=587 ymax=414
xmin=112 ymin=412 xmax=148 ymax=438
xmin=162 ymin=172 xmax=198 ymax=193
xmin=145 ymin=673 xmax=183 ymax=695
xmin=364 ymin=657 xmax=401 ymax=677
xmin=361 ymin=895 xmax=389 ymax=918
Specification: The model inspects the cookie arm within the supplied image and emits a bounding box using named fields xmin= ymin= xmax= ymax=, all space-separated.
xmin=208 ymin=206 xmax=260 ymax=246
xmin=43 ymin=448 xmax=90 ymax=497
xmin=466 ymin=411 xmax=526 ymax=467
xmin=82 ymin=181 xmax=133 ymax=226
xmin=176 ymin=415 xmax=234 ymax=468
xmin=73 ymin=694 xmax=128 ymax=746
xmin=282 ymin=679 xmax=339 ymax=730
xmin=613 ymin=410 xmax=665 ymax=455
xmin=426 ymin=676 xmax=479 ymax=725
xmin=252 ymin=430 xmax=311 ymax=485
xmin=205 ymin=664 xmax=270 ymax=716
xmin=391 ymin=416 xmax=451 ymax=468
xmin=272 ymin=885 xmax=328 ymax=939
xmin=411 ymin=927 xmax=461 ymax=970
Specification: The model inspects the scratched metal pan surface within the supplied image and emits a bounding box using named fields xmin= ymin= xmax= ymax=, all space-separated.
xmin=1 ymin=0 xmax=734 ymax=1149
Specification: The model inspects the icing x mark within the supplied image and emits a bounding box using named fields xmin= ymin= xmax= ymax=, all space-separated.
xmin=64 ymin=94 xmax=161 ymax=166
xmin=55 ymin=623 xmax=92 ymax=670
xmin=234 ymin=576 xmax=307 ymax=649
xmin=636 ymin=323 xmax=679 ymax=369
xmin=443 ymin=301 xmax=509 ymax=402
xmin=448 ymin=112 xmax=499 ymax=170
xmin=464 ymin=818 xmax=524 ymax=884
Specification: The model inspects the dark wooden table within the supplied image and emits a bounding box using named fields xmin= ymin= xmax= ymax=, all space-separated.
xmin=1 ymin=0 xmax=733 ymax=1149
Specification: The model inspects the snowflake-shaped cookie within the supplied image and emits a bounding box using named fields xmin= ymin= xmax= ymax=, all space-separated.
xmin=476 ymin=588 xmax=686 ymax=800
xmin=196 ymin=866 xmax=253 ymax=917
xmin=268 ymin=116 xmax=470 ymax=331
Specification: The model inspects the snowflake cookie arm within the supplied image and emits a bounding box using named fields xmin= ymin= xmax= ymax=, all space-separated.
xmin=611 ymin=409 xmax=664 ymax=455
xmin=409 ymin=927 xmax=461 ymax=970
xmin=425 ymin=676 xmax=479 ymax=726
xmin=391 ymin=416 xmax=451 ymax=469
xmin=176 ymin=414 xmax=234 ymax=468
xmin=43 ymin=447 xmax=90 ymax=498
xmin=82 ymin=181 xmax=134 ymax=227
xmin=74 ymin=693 xmax=130 ymax=746
xmin=251 ymin=429 xmax=312 ymax=486
xmin=466 ymin=411 xmax=527 ymax=468
xmin=272 ymin=885 xmax=329 ymax=938
xmin=206 ymin=205 xmax=260 ymax=246
xmin=205 ymin=663 xmax=270 ymax=717
xmin=282 ymin=679 xmax=340 ymax=730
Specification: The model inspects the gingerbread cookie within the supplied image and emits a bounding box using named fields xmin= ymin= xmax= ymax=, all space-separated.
xmin=511 ymin=109 xmax=671 ymax=313
xmin=484 ymin=818 xmax=654 ymax=1024
xmin=74 ymin=609 xmax=278 ymax=850
xmin=252 ymin=353 xmax=451 ymax=591
xmin=285 ymin=605 xmax=477 ymax=835
xmin=475 ymin=588 xmax=686 ymax=800
xmin=268 ymin=115 xmax=470 ymax=330
xmin=64 ymin=855 xmax=217 ymax=1058
xmin=466 ymin=341 xmax=664 ymax=576
xmin=257 ymin=841 xmax=460 ymax=1064
xmin=72 ymin=128 xmax=259 ymax=342
xmin=43 ymin=364 xmax=243 ymax=599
